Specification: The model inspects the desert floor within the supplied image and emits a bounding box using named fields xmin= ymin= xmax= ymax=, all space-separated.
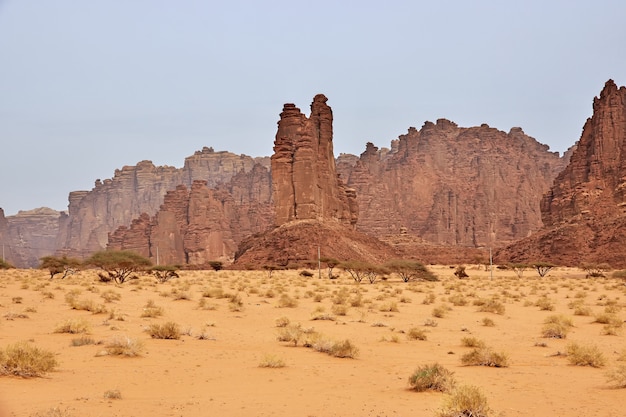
xmin=0 ymin=265 xmax=625 ymax=417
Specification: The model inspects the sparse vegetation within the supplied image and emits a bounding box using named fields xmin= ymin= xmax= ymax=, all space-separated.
xmin=146 ymin=322 xmax=181 ymax=339
xmin=541 ymin=315 xmax=574 ymax=339
xmin=461 ymin=347 xmax=509 ymax=367
xmin=437 ymin=385 xmax=492 ymax=417
xmin=606 ymin=364 xmax=626 ymax=388
xmin=566 ymin=342 xmax=606 ymax=367
xmin=0 ymin=341 xmax=58 ymax=377
xmin=407 ymin=327 xmax=428 ymax=341
xmin=408 ymin=363 xmax=456 ymax=392
xmin=258 ymin=353 xmax=286 ymax=368
xmin=453 ymin=266 xmax=469 ymax=279
xmin=54 ymin=318 xmax=91 ymax=334
xmin=103 ymin=335 xmax=144 ymax=356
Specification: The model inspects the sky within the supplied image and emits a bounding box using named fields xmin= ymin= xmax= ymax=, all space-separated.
xmin=1 ymin=0 xmax=625 ymax=216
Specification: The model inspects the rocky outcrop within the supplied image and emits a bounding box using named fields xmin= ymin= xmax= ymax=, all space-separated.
xmin=108 ymin=164 xmax=273 ymax=266
xmin=498 ymin=80 xmax=626 ymax=267
xmin=234 ymin=95 xmax=395 ymax=268
xmin=272 ymin=95 xmax=358 ymax=227
xmin=59 ymin=148 xmax=270 ymax=258
xmin=3 ymin=208 xmax=65 ymax=268
xmin=338 ymin=120 xmax=568 ymax=249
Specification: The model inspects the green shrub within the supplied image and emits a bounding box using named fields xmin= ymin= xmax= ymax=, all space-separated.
xmin=408 ymin=363 xmax=456 ymax=392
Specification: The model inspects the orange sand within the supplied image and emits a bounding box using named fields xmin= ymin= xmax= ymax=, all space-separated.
xmin=0 ymin=266 xmax=624 ymax=416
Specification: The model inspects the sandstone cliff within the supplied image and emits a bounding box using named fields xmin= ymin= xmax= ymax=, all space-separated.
xmin=498 ymin=80 xmax=626 ymax=267
xmin=338 ymin=120 xmax=568 ymax=249
xmin=108 ymin=164 xmax=273 ymax=265
xmin=59 ymin=148 xmax=270 ymax=258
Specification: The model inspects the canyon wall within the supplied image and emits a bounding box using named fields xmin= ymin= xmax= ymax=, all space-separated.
xmin=498 ymin=79 xmax=626 ymax=267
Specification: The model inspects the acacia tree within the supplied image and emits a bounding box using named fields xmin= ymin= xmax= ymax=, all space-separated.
xmin=40 ymin=255 xmax=81 ymax=279
xmin=508 ymin=263 xmax=530 ymax=279
xmin=580 ymin=262 xmax=611 ymax=278
xmin=320 ymin=257 xmax=340 ymax=279
xmin=86 ymin=250 xmax=152 ymax=284
xmin=149 ymin=265 xmax=180 ymax=283
xmin=340 ymin=261 xmax=368 ymax=283
xmin=532 ymin=261 xmax=555 ymax=278
xmin=0 ymin=258 xmax=13 ymax=269
xmin=384 ymin=259 xmax=438 ymax=282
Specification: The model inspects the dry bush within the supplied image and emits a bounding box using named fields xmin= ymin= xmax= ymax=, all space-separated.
xmin=422 ymin=293 xmax=436 ymax=305
xmin=103 ymin=389 xmax=122 ymax=399
xmin=594 ymin=313 xmax=622 ymax=326
xmin=141 ymin=300 xmax=164 ymax=317
xmin=541 ymin=315 xmax=574 ymax=339
xmin=277 ymin=324 xmax=305 ymax=346
xmin=424 ymin=318 xmax=439 ymax=327
xmin=477 ymin=299 xmax=505 ymax=315
xmin=408 ymin=363 xmax=456 ymax=392
xmin=311 ymin=311 xmax=336 ymax=321
xmin=566 ymin=342 xmax=606 ymax=367
xmin=461 ymin=337 xmax=486 ymax=348
xmin=258 ymin=354 xmax=286 ymax=368
xmin=0 ymin=341 xmax=58 ymax=377
xmin=573 ymin=305 xmax=592 ymax=316
xmin=437 ymin=385 xmax=492 ymax=417
xmin=100 ymin=290 xmax=121 ymax=303
xmin=606 ymin=364 xmax=626 ymax=388
xmin=331 ymin=304 xmax=348 ymax=316
xmin=70 ymin=336 xmax=96 ymax=347
xmin=379 ymin=301 xmax=399 ymax=312
xmin=103 ymin=335 xmax=144 ymax=357
xmin=407 ymin=327 xmax=428 ymax=341
xmin=481 ymin=317 xmax=495 ymax=327
xmin=228 ymin=293 xmax=244 ymax=312
xmin=313 ymin=339 xmax=359 ymax=358
xmin=30 ymin=406 xmax=73 ymax=417
xmin=535 ymin=296 xmax=555 ymax=311
xmin=54 ymin=318 xmax=91 ymax=334
xmin=277 ymin=293 xmax=298 ymax=308
xmin=146 ymin=322 xmax=181 ymax=339
xmin=275 ymin=316 xmax=290 ymax=327
xmin=447 ymin=294 xmax=467 ymax=306
xmin=67 ymin=296 xmax=108 ymax=314
xmin=461 ymin=347 xmax=509 ymax=367
xmin=432 ymin=305 xmax=448 ymax=318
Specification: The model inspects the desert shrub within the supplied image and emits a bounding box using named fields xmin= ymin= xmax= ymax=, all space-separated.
xmin=606 ymin=364 xmax=626 ymax=388
xmin=100 ymin=290 xmax=121 ymax=303
xmin=453 ymin=266 xmax=469 ymax=279
xmin=149 ymin=265 xmax=180 ymax=283
xmin=103 ymin=389 xmax=122 ymax=399
xmin=103 ymin=335 xmax=144 ymax=356
xmin=141 ymin=300 xmax=164 ymax=318
xmin=326 ymin=339 xmax=359 ymax=358
xmin=424 ymin=318 xmax=438 ymax=327
xmin=477 ymin=299 xmax=505 ymax=315
xmin=580 ymin=262 xmax=611 ymax=278
xmin=275 ymin=316 xmax=290 ymax=327
xmin=573 ymin=305 xmax=592 ymax=316
xmin=277 ymin=324 xmax=305 ymax=346
xmin=299 ymin=270 xmax=314 ymax=278
xmin=379 ymin=301 xmax=399 ymax=312
xmin=228 ymin=293 xmax=244 ymax=312
xmin=437 ymin=385 xmax=492 ymax=417
xmin=448 ymin=294 xmax=468 ymax=306
xmin=54 ymin=318 xmax=91 ymax=334
xmin=70 ymin=336 xmax=96 ymax=347
xmin=258 ymin=354 xmax=286 ymax=368
xmin=612 ymin=270 xmax=626 ymax=280
xmin=331 ymin=304 xmax=348 ymax=316
xmin=593 ymin=313 xmax=621 ymax=325
xmin=481 ymin=317 xmax=495 ymax=327
xmin=406 ymin=327 xmax=428 ymax=341
xmin=566 ymin=342 xmax=606 ymax=367
xmin=146 ymin=322 xmax=181 ymax=340
xmin=461 ymin=347 xmax=509 ymax=367
xmin=277 ymin=293 xmax=298 ymax=308
xmin=0 ymin=341 xmax=58 ymax=377
xmin=541 ymin=315 xmax=574 ymax=339
xmin=535 ymin=296 xmax=555 ymax=311
xmin=461 ymin=337 xmax=486 ymax=348
xmin=408 ymin=363 xmax=456 ymax=392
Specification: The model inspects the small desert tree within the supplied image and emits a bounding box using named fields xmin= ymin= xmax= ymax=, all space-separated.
xmin=40 ymin=255 xmax=82 ymax=279
xmin=508 ymin=263 xmax=530 ymax=279
xmin=340 ymin=261 xmax=368 ymax=283
xmin=385 ymin=259 xmax=438 ymax=282
xmin=86 ymin=250 xmax=152 ymax=284
xmin=532 ymin=261 xmax=555 ymax=278
xmin=320 ymin=257 xmax=340 ymax=279
xmin=363 ymin=264 xmax=389 ymax=284
xmin=207 ymin=261 xmax=223 ymax=271
xmin=580 ymin=262 xmax=611 ymax=278
xmin=149 ymin=265 xmax=180 ymax=283
xmin=454 ymin=266 xmax=469 ymax=279
xmin=263 ymin=264 xmax=279 ymax=278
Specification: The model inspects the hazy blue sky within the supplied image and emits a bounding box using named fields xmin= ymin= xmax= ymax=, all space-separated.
xmin=1 ymin=1 xmax=625 ymax=215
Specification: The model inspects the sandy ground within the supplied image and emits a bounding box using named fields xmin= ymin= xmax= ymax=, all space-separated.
xmin=0 ymin=265 xmax=624 ymax=417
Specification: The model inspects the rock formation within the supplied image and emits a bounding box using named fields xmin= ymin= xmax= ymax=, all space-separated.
xmin=108 ymin=165 xmax=273 ymax=265
xmin=58 ymin=148 xmax=270 ymax=258
xmin=498 ymin=80 xmax=626 ymax=267
xmin=337 ymin=120 xmax=568 ymax=249
xmin=272 ymin=95 xmax=358 ymax=227
xmin=2 ymin=208 xmax=65 ymax=268
xmin=234 ymin=95 xmax=395 ymax=267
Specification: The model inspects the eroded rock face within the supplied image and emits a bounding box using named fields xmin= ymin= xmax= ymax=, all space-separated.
xmin=339 ymin=120 xmax=567 ymax=249
xmin=498 ymin=80 xmax=626 ymax=267
xmin=108 ymin=165 xmax=273 ymax=265
xmin=272 ymin=95 xmax=358 ymax=227
xmin=60 ymin=149 xmax=270 ymax=258
xmin=3 ymin=208 xmax=64 ymax=268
